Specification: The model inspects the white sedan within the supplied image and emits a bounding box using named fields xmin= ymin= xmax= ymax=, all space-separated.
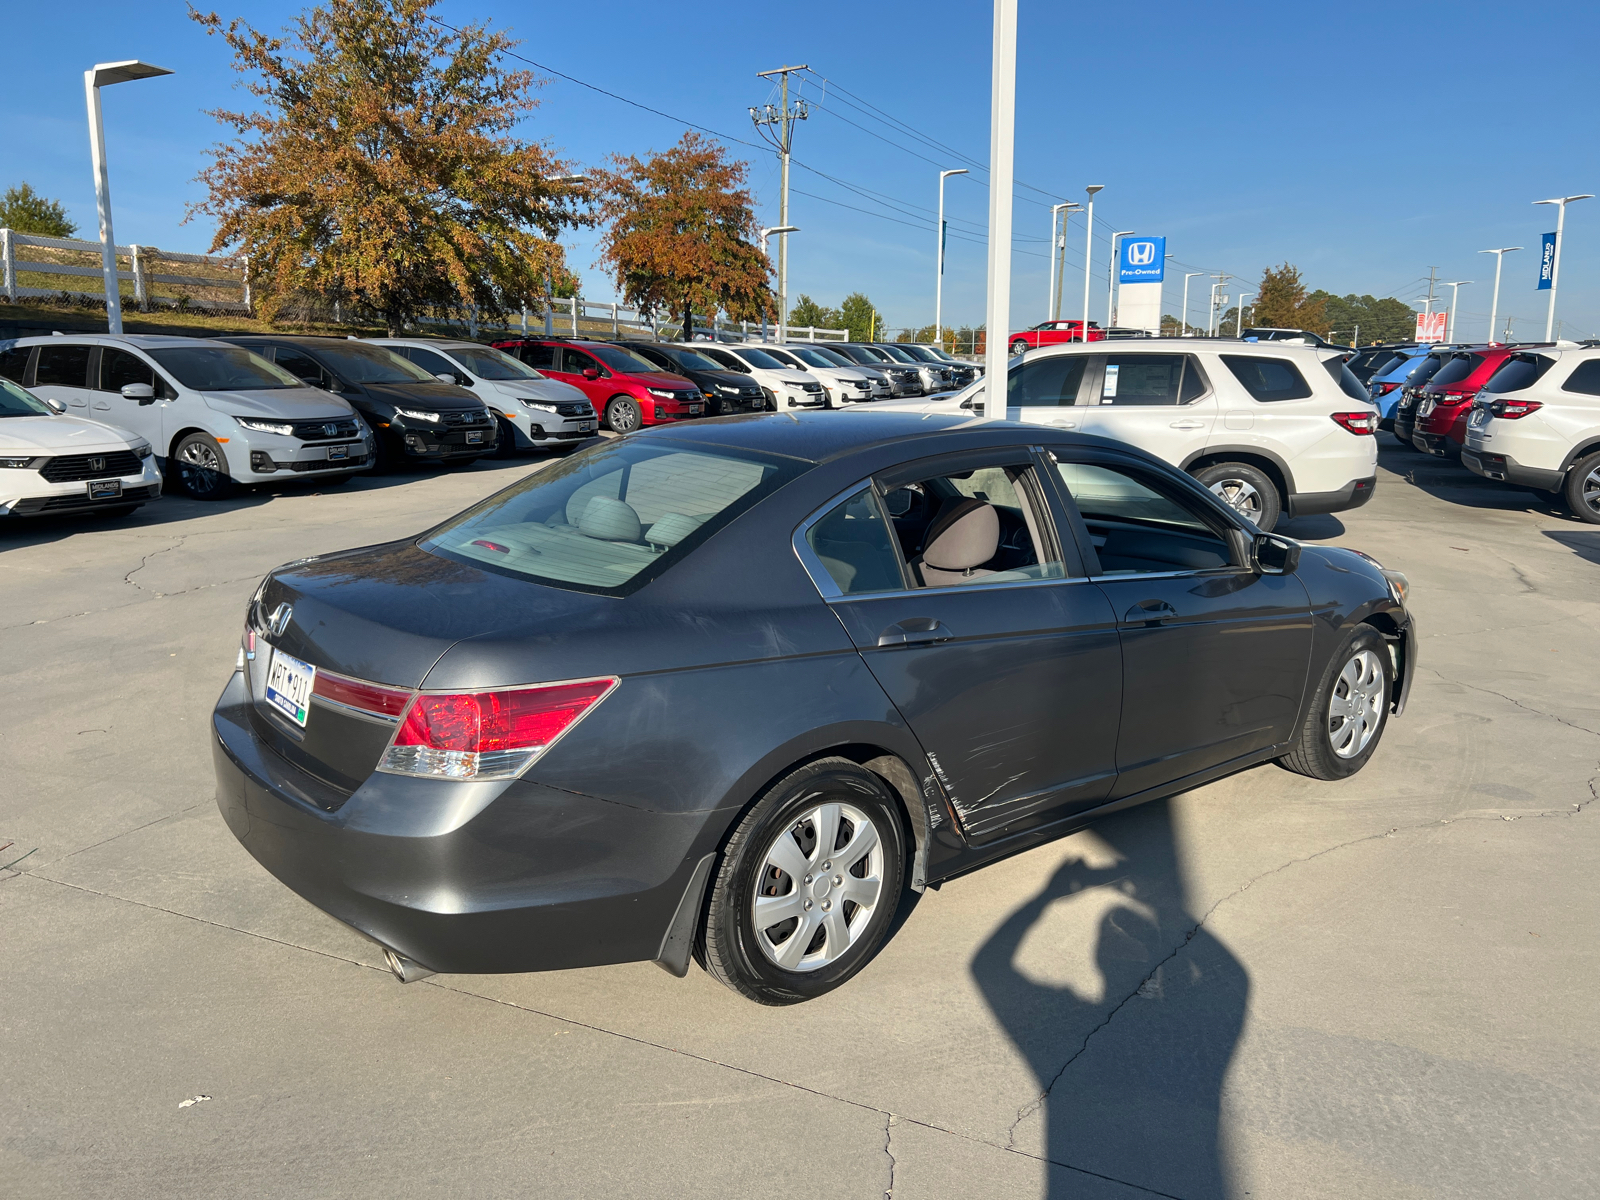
xmin=0 ymin=377 xmax=162 ymax=519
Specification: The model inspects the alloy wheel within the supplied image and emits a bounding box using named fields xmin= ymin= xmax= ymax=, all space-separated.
xmin=751 ymin=801 xmax=884 ymax=972
xmin=1328 ymin=649 xmax=1386 ymax=758
xmin=608 ymin=399 xmax=639 ymax=434
xmin=177 ymin=440 xmax=226 ymax=496
xmin=1582 ymin=465 xmax=1600 ymax=518
xmin=1208 ymin=477 xmax=1262 ymax=520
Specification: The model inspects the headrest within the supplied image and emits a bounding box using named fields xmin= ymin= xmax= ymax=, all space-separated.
xmin=646 ymin=512 xmax=702 ymax=548
xmin=921 ymin=498 xmax=999 ymax=571
xmin=577 ymin=495 xmax=643 ymax=542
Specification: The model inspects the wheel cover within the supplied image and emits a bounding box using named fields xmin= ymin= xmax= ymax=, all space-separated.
xmin=609 ymin=400 xmax=638 ymax=432
xmin=1208 ymin=476 xmax=1262 ymax=518
xmin=177 ymin=441 xmax=224 ymax=494
xmin=751 ymin=801 xmax=884 ymax=973
xmin=1328 ymin=648 xmax=1385 ymax=758
xmin=1581 ymin=464 xmax=1600 ymax=516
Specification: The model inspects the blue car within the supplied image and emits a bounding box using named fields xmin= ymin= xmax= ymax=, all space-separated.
xmin=1368 ymin=347 xmax=1433 ymax=429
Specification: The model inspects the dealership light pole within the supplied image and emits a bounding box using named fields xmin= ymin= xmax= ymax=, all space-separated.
xmin=1105 ymin=231 xmax=1134 ymax=328
xmin=1441 ymin=281 xmax=1471 ymax=342
xmin=1534 ymin=194 xmax=1592 ymax=340
xmin=1179 ymin=272 xmax=1203 ymax=337
xmin=1046 ymin=202 xmax=1071 ymax=320
xmin=1477 ymin=247 xmax=1522 ymax=344
xmin=1080 ymin=185 xmax=1103 ymax=343
xmin=983 ymin=0 xmax=1017 ymax=415
xmin=760 ymin=226 xmax=799 ymax=341
xmin=1236 ymin=292 xmax=1254 ymax=337
xmin=934 ymin=169 xmax=968 ymax=346
xmin=85 ymin=60 xmax=172 ymax=334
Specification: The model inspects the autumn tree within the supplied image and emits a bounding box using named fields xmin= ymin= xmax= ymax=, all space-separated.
xmin=0 ymin=183 xmax=77 ymax=237
xmin=189 ymin=0 xmax=584 ymax=332
xmin=592 ymin=133 xmax=771 ymax=338
xmin=1252 ymin=262 xmax=1328 ymax=334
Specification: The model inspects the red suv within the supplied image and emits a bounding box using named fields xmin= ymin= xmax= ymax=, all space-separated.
xmin=491 ymin=338 xmax=704 ymax=433
xmin=1006 ymin=319 xmax=1106 ymax=355
xmin=1413 ymin=346 xmax=1541 ymax=458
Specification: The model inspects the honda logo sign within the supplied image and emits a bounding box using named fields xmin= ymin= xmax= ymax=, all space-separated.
xmin=1119 ymin=236 xmax=1167 ymax=283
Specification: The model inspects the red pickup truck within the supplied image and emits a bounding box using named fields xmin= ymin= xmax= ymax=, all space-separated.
xmin=1005 ymin=320 xmax=1106 ymax=355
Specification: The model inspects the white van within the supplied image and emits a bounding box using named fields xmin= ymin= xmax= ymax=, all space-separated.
xmin=695 ymin=344 xmax=827 ymax=409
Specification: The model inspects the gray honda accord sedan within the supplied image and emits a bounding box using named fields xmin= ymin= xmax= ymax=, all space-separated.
xmin=213 ymin=411 xmax=1416 ymax=1004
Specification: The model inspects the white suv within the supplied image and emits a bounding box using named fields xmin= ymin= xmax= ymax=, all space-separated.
xmin=862 ymin=339 xmax=1379 ymax=530
xmin=1462 ymin=347 xmax=1600 ymax=523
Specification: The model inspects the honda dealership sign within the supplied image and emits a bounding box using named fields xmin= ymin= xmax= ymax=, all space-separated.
xmin=1119 ymin=237 xmax=1166 ymax=282
xmin=1116 ymin=236 xmax=1166 ymax=333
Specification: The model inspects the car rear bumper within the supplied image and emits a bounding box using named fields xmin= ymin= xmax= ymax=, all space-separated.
xmin=211 ymin=671 xmax=717 ymax=975
xmin=1412 ymin=433 xmax=1458 ymax=457
xmin=1287 ymin=474 xmax=1376 ymax=517
xmin=1460 ymin=448 xmax=1565 ymax=492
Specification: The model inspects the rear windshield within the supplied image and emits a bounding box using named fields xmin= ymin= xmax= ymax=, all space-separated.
xmin=1378 ymin=352 xmax=1426 ymax=381
xmin=310 ymin=342 xmax=436 ymax=385
xmin=1428 ymin=353 xmax=1483 ymax=388
xmin=1350 ymin=350 xmax=1398 ymax=380
xmin=420 ymin=439 xmax=805 ymax=596
xmin=1487 ymin=354 xmax=1555 ymax=394
xmin=148 ymin=346 xmax=303 ymax=391
xmin=450 ymin=346 xmax=542 ymax=380
xmin=589 ymin=345 xmax=660 ymax=374
xmin=1220 ymin=355 xmax=1313 ymax=402
xmin=1322 ymin=357 xmax=1372 ymax=402
xmin=0 ymin=377 xmax=52 ymax=417
xmin=1406 ymin=354 xmax=1447 ymax=386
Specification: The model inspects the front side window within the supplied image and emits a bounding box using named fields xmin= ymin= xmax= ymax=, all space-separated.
xmin=32 ymin=345 xmax=92 ymax=388
xmin=1053 ymin=458 xmax=1233 ymax=575
xmin=1221 ymin=355 xmax=1313 ymax=402
xmin=423 ymin=440 xmax=801 ymax=595
xmin=406 ymin=347 xmax=458 ymax=378
xmin=1099 ymin=354 xmax=1189 ymax=406
xmin=0 ymin=378 xmax=51 ymax=417
xmin=1008 ymin=355 xmax=1087 ymax=407
xmin=448 ymin=346 xmax=541 ymax=380
xmin=98 ymin=348 xmax=158 ymax=393
xmin=270 ymin=346 xmax=329 ymax=387
xmin=805 ymin=489 xmax=905 ymax=595
xmin=147 ymin=346 xmax=302 ymax=391
xmin=511 ymin=342 xmax=557 ymax=370
xmin=0 ymin=347 xmax=30 ymax=383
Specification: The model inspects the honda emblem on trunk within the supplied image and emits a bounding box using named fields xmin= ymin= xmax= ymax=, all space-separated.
xmin=268 ymin=603 xmax=293 ymax=637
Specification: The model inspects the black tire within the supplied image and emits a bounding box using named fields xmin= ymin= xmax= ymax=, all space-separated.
xmin=1278 ymin=625 xmax=1393 ymax=780
xmin=493 ymin=416 xmax=521 ymax=457
xmin=1191 ymin=461 xmax=1282 ymax=531
xmin=1562 ymin=450 xmax=1600 ymax=525
xmin=1009 ymin=339 xmax=1029 ymax=356
xmin=701 ymin=758 xmax=908 ymax=1005
xmin=604 ymin=396 xmax=641 ymax=434
xmin=170 ymin=432 xmax=235 ymax=500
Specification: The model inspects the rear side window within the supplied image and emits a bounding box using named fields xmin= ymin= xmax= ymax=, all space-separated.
xmin=514 ymin=343 xmax=557 ymax=369
xmin=1322 ymin=358 xmax=1372 ymax=402
xmin=805 ymin=488 xmax=904 ymax=595
xmin=1561 ymin=359 xmax=1600 ymax=396
xmin=422 ymin=440 xmax=802 ymax=596
xmin=1008 ymin=355 xmax=1087 ymax=407
xmin=1220 ymin=355 xmax=1312 ymax=402
xmin=1429 ymin=354 xmax=1482 ymax=388
xmin=1487 ymin=354 xmax=1555 ymax=394
xmin=33 ymin=345 xmax=92 ymax=388
xmin=406 ymin=347 xmax=458 ymax=378
xmin=0 ymin=346 xmax=31 ymax=384
xmin=1099 ymin=354 xmax=1188 ymax=405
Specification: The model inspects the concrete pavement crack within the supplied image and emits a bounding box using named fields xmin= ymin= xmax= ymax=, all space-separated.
xmin=124 ymin=536 xmax=188 ymax=592
xmin=1424 ymin=666 xmax=1600 ymax=740
xmin=882 ymin=1112 xmax=897 ymax=1199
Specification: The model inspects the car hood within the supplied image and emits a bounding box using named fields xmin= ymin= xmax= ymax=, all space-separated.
xmin=630 ymin=371 xmax=696 ymax=390
xmin=695 ymin=369 xmax=763 ymax=391
xmin=766 ymin=369 xmax=816 ymax=385
xmin=202 ymin=387 xmax=356 ymax=419
xmin=359 ymin=380 xmax=484 ymax=410
xmin=0 ymin=414 xmax=141 ymax=452
xmin=476 ymin=377 xmax=589 ymax=403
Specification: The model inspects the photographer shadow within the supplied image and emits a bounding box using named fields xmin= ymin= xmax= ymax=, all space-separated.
xmin=972 ymin=798 xmax=1248 ymax=1199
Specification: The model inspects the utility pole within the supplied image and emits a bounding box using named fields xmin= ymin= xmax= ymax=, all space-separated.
xmin=1421 ymin=266 xmax=1438 ymax=316
xmin=1478 ymin=247 xmax=1522 ymax=344
xmin=751 ymin=66 xmax=810 ymax=343
xmin=1053 ymin=202 xmax=1081 ymax=321
xmin=1208 ymin=274 xmax=1228 ymax=336
xmin=1047 ymin=202 xmax=1071 ymax=321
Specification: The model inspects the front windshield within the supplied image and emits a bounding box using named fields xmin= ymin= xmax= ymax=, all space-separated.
xmin=0 ymin=378 xmax=52 ymax=417
xmin=811 ymin=347 xmax=857 ymax=368
xmin=732 ymin=347 xmax=787 ymax=370
xmin=421 ymin=439 xmax=805 ymax=596
xmin=589 ymin=345 xmax=661 ymax=374
xmin=148 ymin=346 xmax=303 ymax=390
xmin=450 ymin=346 xmax=542 ymax=380
xmin=829 ymin=346 xmax=874 ymax=364
xmin=784 ymin=346 xmax=843 ymax=369
xmin=312 ymin=342 xmax=436 ymax=384
xmin=897 ymin=345 xmax=938 ymax=362
xmin=929 ymin=347 xmax=961 ymax=362
xmin=875 ymin=345 xmax=917 ymax=362
xmin=662 ymin=347 xmax=727 ymax=372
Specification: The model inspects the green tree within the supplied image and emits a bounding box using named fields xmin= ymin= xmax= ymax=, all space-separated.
xmin=1252 ymin=263 xmax=1327 ymax=334
xmin=593 ymin=132 xmax=771 ymax=338
xmin=190 ymin=0 xmax=584 ymax=332
xmin=788 ymin=293 xmax=839 ymax=331
xmin=839 ymin=292 xmax=883 ymax=341
xmin=1312 ymin=292 xmax=1417 ymax=344
xmin=0 ymin=183 xmax=77 ymax=237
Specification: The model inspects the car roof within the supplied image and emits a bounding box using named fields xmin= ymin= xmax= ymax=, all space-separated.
xmin=1021 ymin=336 xmax=1338 ymax=359
xmin=9 ymin=333 xmax=221 ymax=349
xmin=369 ymin=338 xmax=483 ymax=350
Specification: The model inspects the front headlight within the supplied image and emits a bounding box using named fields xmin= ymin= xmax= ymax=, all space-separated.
xmin=521 ymin=400 xmax=559 ymax=413
xmin=717 ymin=385 xmax=741 ymax=394
xmin=395 ymin=408 xmax=442 ymax=423
xmin=1380 ymin=569 xmax=1410 ymax=607
xmin=132 ymin=441 xmax=154 ymax=459
xmin=236 ymin=417 xmax=295 ymax=436
xmin=647 ymin=388 xmax=676 ymax=399
xmin=0 ymin=456 xmax=38 ymax=469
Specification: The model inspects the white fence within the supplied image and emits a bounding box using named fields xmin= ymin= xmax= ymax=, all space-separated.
xmin=0 ymin=229 xmax=248 ymax=313
xmin=466 ymin=295 xmax=846 ymax=344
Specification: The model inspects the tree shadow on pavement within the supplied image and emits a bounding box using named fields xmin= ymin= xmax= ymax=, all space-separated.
xmin=971 ymin=798 xmax=1248 ymax=1200
xmin=1543 ymin=528 xmax=1600 ymax=565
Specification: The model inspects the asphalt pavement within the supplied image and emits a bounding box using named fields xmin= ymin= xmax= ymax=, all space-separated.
xmin=2 ymin=442 xmax=1596 ymax=1199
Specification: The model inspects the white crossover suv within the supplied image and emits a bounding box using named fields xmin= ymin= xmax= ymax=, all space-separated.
xmin=367 ymin=338 xmax=596 ymax=453
xmin=1462 ymin=346 xmax=1600 ymax=523
xmin=747 ymin=343 xmax=888 ymax=406
xmin=862 ymin=339 xmax=1380 ymax=531
xmin=0 ymin=375 xmax=163 ymax=518
xmin=696 ymin=344 xmax=828 ymax=409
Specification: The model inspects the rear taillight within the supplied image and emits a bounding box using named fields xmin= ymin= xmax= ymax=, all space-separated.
xmin=1488 ymin=398 xmax=1543 ymax=419
xmin=1371 ymin=381 xmax=1399 ymax=396
xmin=1331 ymin=411 xmax=1377 ymax=435
xmin=380 ymin=677 xmax=619 ymax=780
xmin=314 ymin=670 xmax=412 ymax=718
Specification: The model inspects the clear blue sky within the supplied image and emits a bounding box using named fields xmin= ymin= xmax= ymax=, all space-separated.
xmin=6 ymin=0 xmax=1600 ymax=340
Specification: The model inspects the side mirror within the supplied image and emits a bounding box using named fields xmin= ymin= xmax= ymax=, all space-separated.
xmin=434 ymin=372 xmax=456 ymax=385
xmin=1253 ymin=533 xmax=1301 ymax=575
xmin=120 ymin=383 xmax=155 ymax=405
xmin=44 ymin=397 xmax=67 ymax=414
xmin=582 ymin=367 xmax=600 ymax=381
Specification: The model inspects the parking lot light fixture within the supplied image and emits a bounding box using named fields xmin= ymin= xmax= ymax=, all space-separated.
xmin=1236 ymin=292 xmax=1254 ymax=337
xmin=983 ymin=0 xmax=1018 ymax=416
xmin=1442 ymin=281 xmax=1472 ymax=343
xmin=85 ymin=60 xmax=173 ymax=335
xmin=1081 ymin=186 xmax=1103 ymax=344
xmin=936 ymin=170 xmax=968 ymax=344
xmin=1478 ymin=247 xmax=1522 ymax=344
xmin=1180 ymin=272 xmax=1204 ymax=337
xmin=760 ymin=226 xmax=799 ymax=341
xmin=1533 ymin=194 xmax=1593 ymax=340
xmin=1106 ymin=231 xmax=1134 ymax=327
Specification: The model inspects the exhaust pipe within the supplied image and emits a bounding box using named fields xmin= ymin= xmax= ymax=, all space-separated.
xmin=383 ymin=946 xmax=436 ymax=984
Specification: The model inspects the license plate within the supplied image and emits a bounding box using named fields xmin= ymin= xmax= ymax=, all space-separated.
xmin=88 ymin=479 xmax=122 ymax=499
xmin=689 ymin=405 xmax=703 ymax=415
xmin=326 ymin=444 xmax=349 ymax=460
xmin=466 ymin=431 xmax=484 ymax=444
xmin=1468 ymin=408 xmax=1489 ymax=428
xmin=579 ymin=421 xmax=595 ymax=432
xmin=265 ymin=648 xmax=316 ymax=727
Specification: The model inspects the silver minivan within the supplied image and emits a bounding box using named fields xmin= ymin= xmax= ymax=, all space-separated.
xmin=5 ymin=334 xmax=373 ymax=498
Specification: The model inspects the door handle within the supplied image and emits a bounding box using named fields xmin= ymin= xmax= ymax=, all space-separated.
xmin=1169 ymin=419 xmax=1206 ymax=430
xmin=877 ymin=617 xmax=952 ymax=647
xmin=1123 ymin=600 xmax=1179 ymax=624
